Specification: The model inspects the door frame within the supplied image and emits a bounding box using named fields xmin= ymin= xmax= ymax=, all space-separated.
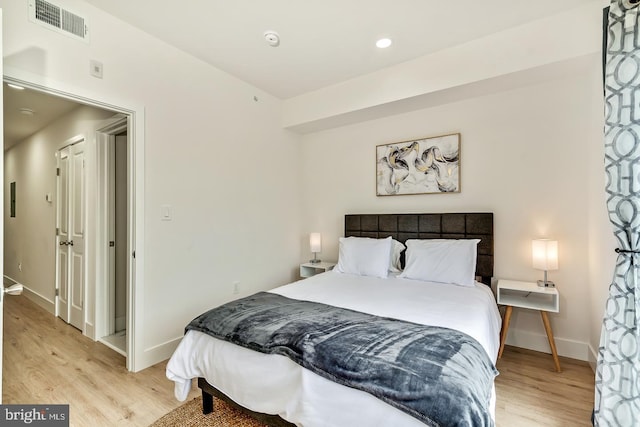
xmin=95 ymin=117 xmax=130 ymax=356
xmin=3 ymin=69 xmax=146 ymax=372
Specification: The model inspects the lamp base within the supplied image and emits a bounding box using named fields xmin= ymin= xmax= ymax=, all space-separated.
xmin=309 ymin=259 xmax=321 ymax=264
xmin=537 ymin=280 xmax=555 ymax=288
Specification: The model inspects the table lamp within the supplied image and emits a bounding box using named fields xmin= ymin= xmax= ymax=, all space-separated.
xmin=310 ymin=233 xmax=322 ymax=264
xmin=532 ymin=239 xmax=558 ymax=287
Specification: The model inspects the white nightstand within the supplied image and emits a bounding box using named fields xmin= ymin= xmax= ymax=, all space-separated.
xmin=497 ymin=279 xmax=561 ymax=372
xmin=299 ymin=261 xmax=336 ymax=278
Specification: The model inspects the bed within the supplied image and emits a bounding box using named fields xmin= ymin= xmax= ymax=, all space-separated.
xmin=166 ymin=213 xmax=500 ymax=427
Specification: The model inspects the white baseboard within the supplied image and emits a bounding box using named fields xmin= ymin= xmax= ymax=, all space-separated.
xmin=137 ymin=336 xmax=183 ymax=371
xmin=505 ymin=328 xmax=589 ymax=361
xmin=3 ymin=275 xmax=17 ymax=287
xmin=4 ymin=275 xmax=55 ymax=315
xmin=85 ymin=321 xmax=95 ymax=341
xmin=22 ymin=287 xmax=55 ymax=315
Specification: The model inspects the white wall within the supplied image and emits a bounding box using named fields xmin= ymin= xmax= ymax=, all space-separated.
xmin=292 ymin=0 xmax=614 ymax=364
xmin=0 ymin=0 xmax=302 ymax=369
xmin=4 ymin=105 xmax=115 ymax=312
xmin=299 ymin=62 xmax=604 ymax=361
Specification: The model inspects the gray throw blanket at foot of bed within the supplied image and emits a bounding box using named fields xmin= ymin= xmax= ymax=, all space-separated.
xmin=186 ymin=292 xmax=498 ymax=427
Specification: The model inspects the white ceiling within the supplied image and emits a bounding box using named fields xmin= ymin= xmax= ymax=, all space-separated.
xmin=3 ymin=84 xmax=82 ymax=150
xmin=83 ymin=0 xmax=590 ymax=99
xmin=3 ymin=1 xmax=592 ymax=149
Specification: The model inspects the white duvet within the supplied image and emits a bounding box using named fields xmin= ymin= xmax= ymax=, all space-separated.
xmin=166 ymin=271 xmax=502 ymax=427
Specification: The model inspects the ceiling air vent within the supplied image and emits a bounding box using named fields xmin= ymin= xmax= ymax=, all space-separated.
xmin=28 ymin=0 xmax=89 ymax=43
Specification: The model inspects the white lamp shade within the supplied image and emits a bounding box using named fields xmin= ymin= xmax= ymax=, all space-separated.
xmin=532 ymin=239 xmax=558 ymax=271
xmin=310 ymin=233 xmax=322 ymax=253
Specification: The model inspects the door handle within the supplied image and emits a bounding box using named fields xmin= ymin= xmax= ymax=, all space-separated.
xmin=68 ymin=240 xmax=74 ymax=246
xmin=59 ymin=241 xmax=66 ymax=246
xmin=4 ymin=283 xmax=23 ymax=296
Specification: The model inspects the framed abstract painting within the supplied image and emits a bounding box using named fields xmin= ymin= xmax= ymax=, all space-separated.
xmin=376 ymin=133 xmax=460 ymax=196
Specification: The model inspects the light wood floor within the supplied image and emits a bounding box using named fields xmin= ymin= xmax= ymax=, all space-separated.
xmin=4 ymin=295 xmax=594 ymax=426
xmin=2 ymin=295 xmax=199 ymax=426
xmin=495 ymin=346 xmax=594 ymax=426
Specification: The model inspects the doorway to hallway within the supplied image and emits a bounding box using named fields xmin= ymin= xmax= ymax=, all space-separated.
xmin=3 ymin=76 xmax=143 ymax=371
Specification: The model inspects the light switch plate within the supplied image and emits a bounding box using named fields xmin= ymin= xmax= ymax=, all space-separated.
xmin=161 ymin=204 xmax=172 ymax=221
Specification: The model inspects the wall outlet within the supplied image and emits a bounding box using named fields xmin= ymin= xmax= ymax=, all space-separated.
xmin=233 ymin=281 xmax=240 ymax=294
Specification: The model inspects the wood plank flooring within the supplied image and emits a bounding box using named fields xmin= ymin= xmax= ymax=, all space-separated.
xmin=2 ymin=294 xmax=199 ymax=426
xmin=495 ymin=346 xmax=594 ymax=426
xmin=4 ymin=294 xmax=594 ymax=426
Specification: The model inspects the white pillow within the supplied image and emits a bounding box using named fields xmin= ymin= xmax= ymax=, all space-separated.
xmin=335 ymin=236 xmax=392 ymax=278
xmin=399 ymin=239 xmax=480 ymax=287
xmin=389 ymin=239 xmax=406 ymax=273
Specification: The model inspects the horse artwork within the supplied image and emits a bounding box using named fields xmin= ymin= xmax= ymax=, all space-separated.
xmin=376 ymin=133 xmax=460 ymax=196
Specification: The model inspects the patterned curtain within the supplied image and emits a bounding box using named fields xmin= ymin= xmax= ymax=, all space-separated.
xmin=594 ymin=1 xmax=640 ymax=425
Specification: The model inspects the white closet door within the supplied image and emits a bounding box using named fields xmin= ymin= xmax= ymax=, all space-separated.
xmin=57 ymin=146 xmax=70 ymax=323
xmin=69 ymin=141 xmax=85 ymax=329
xmin=56 ymin=140 xmax=85 ymax=330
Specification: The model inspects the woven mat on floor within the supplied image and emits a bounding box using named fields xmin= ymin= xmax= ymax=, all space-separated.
xmin=150 ymin=396 xmax=267 ymax=427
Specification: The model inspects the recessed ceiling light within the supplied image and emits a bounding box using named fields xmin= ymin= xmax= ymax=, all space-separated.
xmin=19 ymin=108 xmax=35 ymax=116
xmin=7 ymin=83 xmax=25 ymax=90
xmin=376 ymin=38 xmax=392 ymax=49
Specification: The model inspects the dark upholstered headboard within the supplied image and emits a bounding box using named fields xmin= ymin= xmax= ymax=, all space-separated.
xmin=344 ymin=213 xmax=494 ymax=286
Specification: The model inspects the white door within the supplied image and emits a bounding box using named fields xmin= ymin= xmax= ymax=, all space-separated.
xmin=57 ymin=146 xmax=70 ymax=322
xmin=56 ymin=140 xmax=86 ymax=330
